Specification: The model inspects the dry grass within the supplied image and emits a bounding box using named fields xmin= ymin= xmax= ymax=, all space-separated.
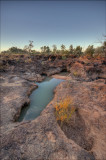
xmin=54 ymin=97 xmax=76 ymax=126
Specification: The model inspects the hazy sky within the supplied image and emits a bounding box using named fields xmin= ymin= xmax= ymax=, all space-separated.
xmin=1 ymin=0 xmax=106 ymax=51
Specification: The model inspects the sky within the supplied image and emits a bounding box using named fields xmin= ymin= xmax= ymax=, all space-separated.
xmin=1 ymin=0 xmax=106 ymax=51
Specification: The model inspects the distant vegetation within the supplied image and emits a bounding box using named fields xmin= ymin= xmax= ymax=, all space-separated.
xmin=1 ymin=40 xmax=106 ymax=58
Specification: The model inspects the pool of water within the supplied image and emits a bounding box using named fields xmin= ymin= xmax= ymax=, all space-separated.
xmin=18 ymin=77 xmax=64 ymax=122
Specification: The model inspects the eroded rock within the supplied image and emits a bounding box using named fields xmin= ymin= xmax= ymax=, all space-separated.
xmin=0 ymin=55 xmax=106 ymax=160
xmin=0 ymin=75 xmax=37 ymax=132
xmin=54 ymin=79 xmax=106 ymax=160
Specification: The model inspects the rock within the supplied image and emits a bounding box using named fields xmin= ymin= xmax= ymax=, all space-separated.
xmin=0 ymin=75 xmax=38 ymax=132
xmin=44 ymin=67 xmax=62 ymax=76
xmin=52 ymin=74 xmax=70 ymax=80
xmin=22 ymin=73 xmax=45 ymax=82
xmin=54 ymin=79 xmax=106 ymax=160
xmin=0 ymin=55 xmax=106 ymax=160
xmin=0 ymin=75 xmax=96 ymax=160
xmin=69 ymin=62 xmax=87 ymax=80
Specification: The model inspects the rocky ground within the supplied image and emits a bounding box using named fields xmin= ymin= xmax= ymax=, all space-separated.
xmin=0 ymin=54 xmax=106 ymax=160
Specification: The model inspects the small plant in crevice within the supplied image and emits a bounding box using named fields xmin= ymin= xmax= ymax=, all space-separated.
xmin=54 ymin=97 xmax=76 ymax=126
xmin=73 ymin=71 xmax=81 ymax=77
xmin=25 ymin=58 xmax=32 ymax=63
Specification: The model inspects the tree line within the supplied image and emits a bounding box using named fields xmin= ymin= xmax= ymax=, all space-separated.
xmin=1 ymin=40 xmax=106 ymax=57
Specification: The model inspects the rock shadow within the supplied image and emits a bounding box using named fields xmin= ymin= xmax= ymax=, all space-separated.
xmin=59 ymin=110 xmax=94 ymax=151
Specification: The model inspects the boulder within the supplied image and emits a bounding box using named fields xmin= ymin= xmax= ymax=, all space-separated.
xmin=69 ymin=62 xmax=87 ymax=80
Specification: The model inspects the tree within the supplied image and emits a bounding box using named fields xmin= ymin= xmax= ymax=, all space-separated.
xmin=24 ymin=45 xmax=29 ymax=52
xmin=94 ymin=41 xmax=106 ymax=57
xmin=40 ymin=46 xmax=51 ymax=54
xmin=69 ymin=45 xmax=74 ymax=54
xmin=9 ymin=47 xmax=18 ymax=53
xmin=24 ymin=41 xmax=34 ymax=53
xmin=94 ymin=46 xmax=103 ymax=57
xmin=52 ymin=45 xmax=57 ymax=54
xmin=9 ymin=47 xmax=25 ymax=54
xmin=85 ymin=45 xmax=95 ymax=57
xmin=47 ymin=46 xmax=51 ymax=54
xmin=61 ymin=44 xmax=66 ymax=51
xmin=40 ymin=46 xmax=46 ymax=53
xmin=28 ymin=40 xmax=34 ymax=53
xmin=103 ymin=41 xmax=106 ymax=53
xmin=40 ymin=46 xmax=44 ymax=53
xmin=74 ymin=46 xmax=82 ymax=56
xmin=43 ymin=46 xmax=47 ymax=53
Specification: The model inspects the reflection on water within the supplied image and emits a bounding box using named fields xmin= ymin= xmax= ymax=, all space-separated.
xmin=18 ymin=77 xmax=64 ymax=122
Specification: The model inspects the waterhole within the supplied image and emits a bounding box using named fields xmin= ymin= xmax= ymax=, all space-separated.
xmin=18 ymin=77 xmax=64 ymax=122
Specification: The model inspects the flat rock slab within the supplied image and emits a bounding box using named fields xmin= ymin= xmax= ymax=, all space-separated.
xmin=52 ymin=74 xmax=70 ymax=80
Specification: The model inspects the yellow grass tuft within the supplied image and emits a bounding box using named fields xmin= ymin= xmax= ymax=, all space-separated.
xmin=54 ymin=97 xmax=76 ymax=126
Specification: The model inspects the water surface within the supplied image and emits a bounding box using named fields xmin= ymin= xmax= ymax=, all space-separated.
xmin=18 ymin=77 xmax=64 ymax=121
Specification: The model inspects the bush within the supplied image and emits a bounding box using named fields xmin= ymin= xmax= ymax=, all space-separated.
xmin=73 ymin=71 xmax=81 ymax=77
xmin=94 ymin=46 xmax=105 ymax=58
xmin=74 ymin=46 xmax=83 ymax=57
xmin=25 ymin=58 xmax=32 ymax=63
xmin=54 ymin=97 xmax=76 ymax=126
xmin=62 ymin=55 xmax=67 ymax=60
xmin=85 ymin=45 xmax=95 ymax=57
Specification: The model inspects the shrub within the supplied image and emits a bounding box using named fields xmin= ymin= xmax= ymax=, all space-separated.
xmin=74 ymin=46 xmax=83 ymax=57
xmin=62 ymin=55 xmax=67 ymax=60
xmin=54 ymin=97 xmax=76 ymax=126
xmin=73 ymin=71 xmax=78 ymax=77
xmin=73 ymin=71 xmax=81 ymax=77
xmin=85 ymin=45 xmax=95 ymax=57
xmin=25 ymin=58 xmax=32 ymax=63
